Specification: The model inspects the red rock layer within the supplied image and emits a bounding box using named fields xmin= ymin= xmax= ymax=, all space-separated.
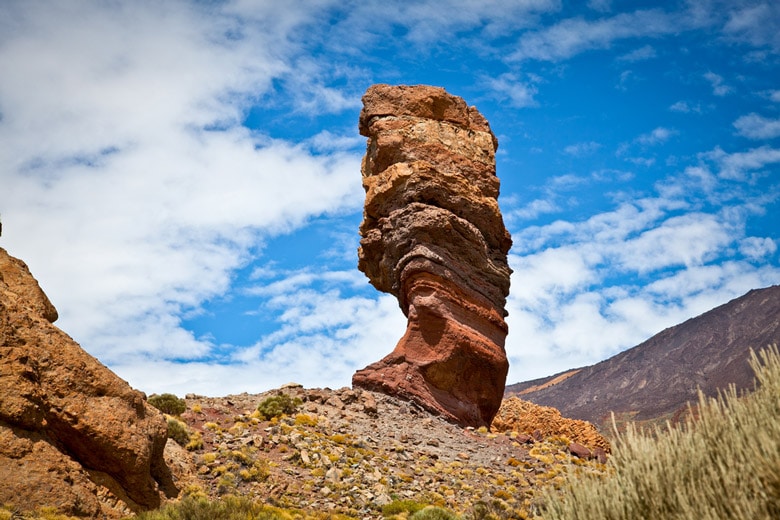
xmin=0 ymin=247 xmax=176 ymax=518
xmin=352 ymin=84 xmax=512 ymax=428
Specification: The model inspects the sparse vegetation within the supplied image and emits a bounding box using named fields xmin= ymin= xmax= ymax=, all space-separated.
xmin=148 ymin=393 xmax=187 ymax=415
xmin=134 ymin=495 xmax=357 ymax=520
xmin=541 ymin=344 xmax=780 ymax=520
xmin=166 ymin=416 xmax=192 ymax=447
xmin=256 ymin=393 xmax=302 ymax=420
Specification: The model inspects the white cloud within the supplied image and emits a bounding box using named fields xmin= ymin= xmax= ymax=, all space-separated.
xmin=485 ymin=72 xmax=539 ymax=108
xmin=770 ymin=90 xmax=780 ymax=103
xmin=564 ymin=141 xmax=601 ymax=156
xmin=508 ymin=199 xmax=561 ymax=222
xmin=669 ymin=100 xmax=703 ymax=113
xmin=637 ymin=126 xmax=677 ymax=145
xmin=509 ymin=9 xmax=677 ymax=62
xmin=587 ymin=0 xmax=611 ymax=13
xmin=0 ymin=1 xmax=365 ymax=368
xmin=705 ymin=145 xmax=780 ymax=180
xmin=740 ymin=237 xmax=777 ymax=260
xmin=503 ymin=159 xmax=780 ymax=384
xmin=704 ymin=71 xmax=734 ymax=96
xmin=722 ymin=2 xmax=780 ymax=52
xmin=618 ymin=44 xmax=657 ymax=62
xmin=734 ymin=113 xmax=780 ymax=139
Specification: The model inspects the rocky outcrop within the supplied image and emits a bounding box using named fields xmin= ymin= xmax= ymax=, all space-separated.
xmin=0 ymin=247 xmax=176 ymax=518
xmin=491 ymin=397 xmax=610 ymax=455
xmin=352 ymin=84 xmax=513 ymax=428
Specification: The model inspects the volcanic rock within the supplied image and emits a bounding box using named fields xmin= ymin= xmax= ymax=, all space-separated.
xmin=0 ymin=247 xmax=176 ymax=518
xmin=491 ymin=397 xmax=610 ymax=453
xmin=352 ymin=84 xmax=512 ymax=428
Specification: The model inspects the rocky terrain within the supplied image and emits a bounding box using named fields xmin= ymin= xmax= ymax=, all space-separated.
xmin=160 ymin=384 xmax=609 ymax=520
xmin=507 ymin=285 xmax=780 ymax=432
xmin=0 ymin=247 xmax=176 ymax=518
xmin=353 ymin=84 xmax=513 ymax=428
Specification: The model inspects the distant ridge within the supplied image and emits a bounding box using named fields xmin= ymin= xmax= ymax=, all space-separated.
xmin=506 ymin=285 xmax=780 ymax=430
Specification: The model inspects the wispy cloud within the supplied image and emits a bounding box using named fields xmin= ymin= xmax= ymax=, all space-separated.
xmin=564 ymin=141 xmax=601 ymax=156
xmin=504 ymin=163 xmax=780 ymax=382
xmin=484 ymin=72 xmax=540 ymax=107
xmin=637 ymin=126 xmax=677 ymax=146
xmin=509 ymin=9 xmax=677 ymax=62
xmin=704 ymin=71 xmax=734 ymax=96
xmin=722 ymin=2 xmax=780 ymax=52
xmin=705 ymin=145 xmax=780 ymax=180
xmin=733 ymin=113 xmax=780 ymax=139
xmin=669 ymin=100 xmax=703 ymax=113
xmin=0 ymin=1 xmax=364 ymax=366
xmin=617 ymin=44 xmax=657 ymax=62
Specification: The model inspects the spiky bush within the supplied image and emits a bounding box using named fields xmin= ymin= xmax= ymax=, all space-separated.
xmin=256 ymin=393 xmax=302 ymax=420
xmin=166 ymin=417 xmax=191 ymax=447
xmin=410 ymin=506 xmax=459 ymax=520
xmin=134 ymin=495 xmax=357 ymax=520
xmin=148 ymin=393 xmax=187 ymax=415
xmin=541 ymin=344 xmax=780 ymax=520
xmin=134 ymin=496 xmax=282 ymax=520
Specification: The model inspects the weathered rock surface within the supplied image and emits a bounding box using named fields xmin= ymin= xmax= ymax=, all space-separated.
xmin=352 ymin=84 xmax=512 ymax=428
xmin=0 ymin=247 xmax=176 ymax=518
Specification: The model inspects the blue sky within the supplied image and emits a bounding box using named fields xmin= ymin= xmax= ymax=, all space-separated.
xmin=1 ymin=0 xmax=778 ymax=396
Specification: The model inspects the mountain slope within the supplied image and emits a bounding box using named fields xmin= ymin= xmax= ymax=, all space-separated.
xmin=506 ymin=285 xmax=780 ymax=430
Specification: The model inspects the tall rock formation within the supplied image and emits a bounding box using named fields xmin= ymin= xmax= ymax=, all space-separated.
xmin=352 ymin=84 xmax=512 ymax=428
xmin=0 ymin=247 xmax=176 ymax=518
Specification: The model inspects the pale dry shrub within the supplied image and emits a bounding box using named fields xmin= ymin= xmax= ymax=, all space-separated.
xmin=541 ymin=344 xmax=780 ymax=520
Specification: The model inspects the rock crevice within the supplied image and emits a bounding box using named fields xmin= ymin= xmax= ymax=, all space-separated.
xmin=352 ymin=84 xmax=512 ymax=427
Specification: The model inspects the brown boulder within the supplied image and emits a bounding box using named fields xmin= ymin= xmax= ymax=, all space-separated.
xmin=352 ymin=84 xmax=512 ymax=428
xmin=0 ymin=247 xmax=176 ymax=518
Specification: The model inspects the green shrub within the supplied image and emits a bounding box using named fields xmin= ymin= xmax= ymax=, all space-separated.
xmin=382 ymin=499 xmax=426 ymax=517
xmin=541 ymin=344 xmax=780 ymax=520
xmin=166 ymin=417 xmax=191 ymax=447
xmin=148 ymin=393 xmax=187 ymax=415
xmin=410 ymin=506 xmax=459 ymax=520
xmin=134 ymin=495 xmax=284 ymax=520
xmin=256 ymin=393 xmax=302 ymax=420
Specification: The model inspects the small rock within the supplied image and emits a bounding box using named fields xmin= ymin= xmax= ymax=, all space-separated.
xmin=457 ymin=452 xmax=471 ymax=460
xmin=325 ymin=467 xmax=342 ymax=483
xmin=568 ymin=442 xmax=592 ymax=459
xmin=326 ymin=395 xmax=346 ymax=410
xmin=360 ymin=393 xmax=378 ymax=415
xmin=375 ymin=494 xmax=392 ymax=506
xmin=300 ymin=450 xmax=311 ymax=465
xmin=320 ymin=486 xmax=332 ymax=496
xmin=426 ymin=439 xmax=439 ymax=447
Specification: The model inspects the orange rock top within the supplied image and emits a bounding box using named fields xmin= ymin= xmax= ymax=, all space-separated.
xmin=352 ymin=84 xmax=512 ymax=427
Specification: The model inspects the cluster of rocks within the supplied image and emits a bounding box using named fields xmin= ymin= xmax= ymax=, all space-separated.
xmin=492 ymin=397 xmax=610 ymax=463
xmin=0 ymin=248 xmax=176 ymax=518
xmin=168 ymin=385 xmax=608 ymax=519
xmin=353 ymin=84 xmax=513 ymax=428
